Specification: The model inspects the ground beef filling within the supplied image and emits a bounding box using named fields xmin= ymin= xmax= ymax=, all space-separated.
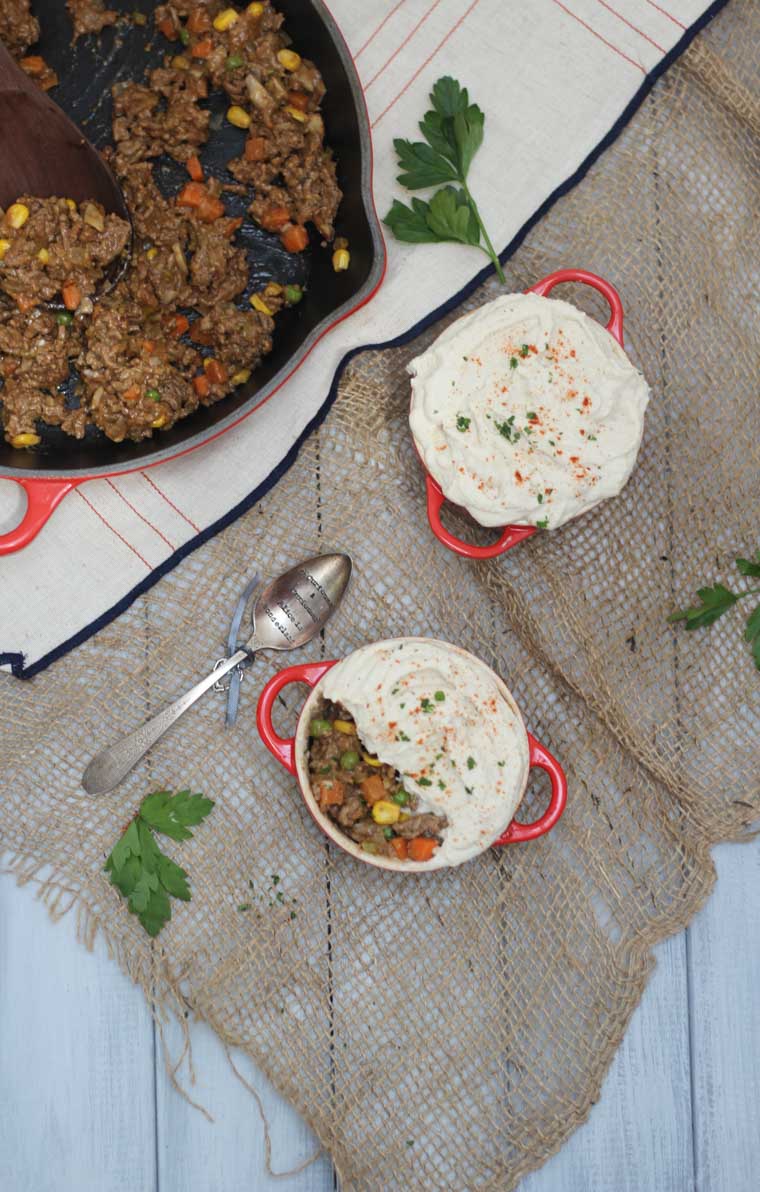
xmin=307 ymin=701 xmax=448 ymax=863
xmin=0 ymin=1 xmax=342 ymax=448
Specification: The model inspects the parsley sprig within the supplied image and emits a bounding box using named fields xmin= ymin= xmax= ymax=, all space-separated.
xmin=669 ymin=552 xmax=760 ymax=671
xmin=104 ymin=789 xmax=214 ymax=937
xmin=383 ymin=77 xmax=506 ymax=284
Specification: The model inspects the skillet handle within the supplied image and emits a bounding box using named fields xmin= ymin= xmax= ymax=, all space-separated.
xmin=0 ymin=478 xmax=78 ymax=555
xmin=528 ymin=268 xmax=625 ymax=347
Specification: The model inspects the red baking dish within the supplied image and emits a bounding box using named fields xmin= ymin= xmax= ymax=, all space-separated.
xmin=256 ymin=641 xmax=568 ymax=872
xmin=415 ymin=268 xmax=626 ymax=560
xmin=0 ymin=0 xmax=385 ymax=554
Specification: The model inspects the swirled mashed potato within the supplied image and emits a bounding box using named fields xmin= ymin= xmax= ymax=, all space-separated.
xmin=320 ymin=638 xmax=529 ymax=868
xmin=409 ymin=292 xmax=649 ymax=529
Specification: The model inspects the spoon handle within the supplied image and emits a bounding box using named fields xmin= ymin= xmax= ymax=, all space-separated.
xmin=81 ymin=649 xmax=251 ymax=795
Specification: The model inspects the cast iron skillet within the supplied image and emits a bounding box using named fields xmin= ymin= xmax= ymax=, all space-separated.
xmin=0 ymin=0 xmax=385 ymax=552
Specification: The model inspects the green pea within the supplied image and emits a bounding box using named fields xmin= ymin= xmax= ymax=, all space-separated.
xmin=226 ymin=54 xmax=244 ymax=69
xmin=284 ymin=284 xmax=303 ymax=305
xmin=383 ymin=827 xmax=393 ymax=840
xmin=180 ymin=28 xmax=190 ymax=45
xmin=56 ymin=311 xmax=74 ymax=326
xmin=146 ymin=387 xmax=161 ymax=401
xmin=339 ymin=750 xmax=359 ymax=771
xmin=309 ymin=718 xmax=332 ymax=738
xmin=391 ymin=789 xmax=409 ymax=806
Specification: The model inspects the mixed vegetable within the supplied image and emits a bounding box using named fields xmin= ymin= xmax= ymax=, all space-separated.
xmin=307 ymin=700 xmax=447 ymax=862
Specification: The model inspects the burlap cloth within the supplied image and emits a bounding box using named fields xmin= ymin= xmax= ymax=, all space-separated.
xmin=1 ymin=4 xmax=758 ymax=1187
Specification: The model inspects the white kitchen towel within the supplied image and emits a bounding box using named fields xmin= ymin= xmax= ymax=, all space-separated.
xmin=0 ymin=0 xmax=726 ymax=676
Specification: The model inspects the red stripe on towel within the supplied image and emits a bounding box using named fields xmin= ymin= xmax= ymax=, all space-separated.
xmin=642 ymin=0 xmax=686 ymax=29
xmin=355 ymin=0 xmax=408 ymax=59
xmin=372 ymin=0 xmax=483 ymax=128
xmin=594 ymin=0 xmax=667 ymax=52
xmin=550 ymin=0 xmax=647 ymax=71
xmin=364 ymin=0 xmax=447 ymax=90
xmin=140 ymin=473 xmax=202 ymax=533
xmin=106 ymin=479 xmax=176 ymax=551
xmin=76 ymin=489 xmax=151 ymax=569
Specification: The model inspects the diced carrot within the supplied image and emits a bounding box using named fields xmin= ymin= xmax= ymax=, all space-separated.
xmin=187 ymin=8 xmax=211 ymax=34
xmin=158 ymin=16 xmax=177 ymax=40
xmin=189 ymin=321 xmax=212 ymax=345
xmin=287 ymin=90 xmax=309 ymax=111
xmin=190 ymin=37 xmax=213 ymax=59
xmin=123 ymin=385 xmax=140 ymax=402
xmin=316 ymin=780 xmax=344 ymax=810
xmin=62 ymin=281 xmax=82 ymax=311
xmin=3 ymin=359 xmax=18 ymax=376
xmin=259 ymin=205 xmax=290 ymax=233
xmin=171 ymin=313 xmax=190 ymax=337
xmin=408 ymin=837 xmax=438 ymax=863
xmin=15 ymin=295 xmax=37 ymax=314
xmin=186 ymin=154 xmax=203 ymax=182
xmin=280 ymin=223 xmax=309 ymax=253
xmin=19 ymin=55 xmax=46 ymax=76
xmin=222 ymin=216 xmax=244 ymax=238
xmin=390 ymin=837 xmax=408 ymax=861
xmin=360 ymin=775 xmax=386 ymax=806
xmin=244 ymin=135 xmax=268 ymax=162
xmin=197 ymin=193 xmax=225 ymax=223
xmin=176 ymin=181 xmax=206 ymax=208
xmin=142 ymin=339 xmax=155 ymax=355
xmin=192 ymin=373 xmax=211 ymax=398
xmin=203 ymin=358 xmax=228 ymax=385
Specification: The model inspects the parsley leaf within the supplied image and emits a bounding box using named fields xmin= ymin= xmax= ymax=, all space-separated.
xmin=104 ymin=788 xmax=214 ymax=937
xmin=383 ymin=76 xmax=506 ymax=283
xmin=669 ymin=557 xmax=760 ymax=672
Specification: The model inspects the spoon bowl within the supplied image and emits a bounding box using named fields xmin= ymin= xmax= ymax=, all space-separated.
xmin=0 ymin=39 xmax=132 ymax=300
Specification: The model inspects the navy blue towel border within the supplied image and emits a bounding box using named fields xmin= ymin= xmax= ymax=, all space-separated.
xmin=1 ymin=0 xmax=730 ymax=680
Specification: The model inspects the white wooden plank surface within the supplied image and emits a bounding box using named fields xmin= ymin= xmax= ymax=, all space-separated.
xmin=2 ymin=837 xmax=759 ymax=1191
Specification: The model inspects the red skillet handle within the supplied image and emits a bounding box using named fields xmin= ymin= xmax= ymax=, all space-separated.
xmin=257 ymin=660 xmax=338 ymax=775
xmin=528 ymin=268 xmax=625 ymax=347
xmin=0 ymin=477 xmax=78 ymax=555
xmin=492 ymin=733 xmax=567 ymax=845
xmin=425 ymin=475 xmax=537 ymax=560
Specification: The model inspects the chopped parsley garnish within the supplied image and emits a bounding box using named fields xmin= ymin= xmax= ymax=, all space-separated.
xmin=494 ymin=416 xmax=520 ymax=443
xmin=420 ymin=697 xmax=434 ymax=712
xmin=519 ymin=343 xmax=530 ymax=357
xmin=418 ymin=777 xmax=433 ymax=787
xmin=391 ymin=686 xmax=400 ymax=694
xmin=434 ymin=690 xmax=446 ymax=702
xmin=456 ymin=415 xmax=471 ymax=432
xmin=509 ymin=356 xmax=518 ymax=369
xmin=438 ymin=780 xmax=446 ymax=790
xmin=526 ymin=411 xmax=537 ymax=420
xmin=464 ymin=785 xmax=474 ymax=795
xmin=537 ymin=492 xmax=544 ymax=504
xmin=587 ymin=434 xmax=597 ymax=441
xmin=497 ymin=761 xmax=505 ymax=767
xmin=466 ymin=756 xmax=476 ymax=770
xmin=397 ymin=730 xmax=410 ymax=742
xmin=536 ymin=517 xmax=549 ymax=529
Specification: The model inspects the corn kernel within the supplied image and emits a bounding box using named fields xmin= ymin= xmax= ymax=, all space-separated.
xmin=6 ymin=203 xmax=30 ymax=229
xmin=332 ymin=248 xmax=350 ymax=272
xmin=0 ymin=239 xmax=11 ymax=259
xmin=11 ymin=433 xmax=41 ymax=448
xmin=362 ymin=753 xmax=382 ymax=767
xmin=277 ymin=48 xmax=301 ymax=71
xmin=172 ymin=54 xmax=190 ymax=70
xmin=64 ymin=198 xmax=77 ymax=211
xmin=334 ymin=719 xmax=355 ymax=734
xmin=249 ymin=293 xmax=273 ymax=315
xmin=398 ymin=812 xmax=410 ymax=823
xmin=264 ymin=282 xmax=283 ymax=296
xmin=37 ymin=247 xmax=49 ymax=264
xmin=151 ymin=416 xmax=166 ymax=429
xmin=146 ymin=246 xmax=158 ymax=260
xmin=231 ymin=368 xmax=251 ymax=385
xmin=247 ymin=2 xmax=264 ymax=15
xmin=213 ymin=7 xmax=239 ymax=31
xmin=371 ymin=800 xmax=401 ymax=826
xmin=285 ymin=105 xmax=306 ymax=122
xmin=226 ymin=104 xmax=252 ymax=129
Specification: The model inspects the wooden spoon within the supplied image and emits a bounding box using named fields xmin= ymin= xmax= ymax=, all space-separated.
xmin=0 ymin=39 xmax=132 ymax=295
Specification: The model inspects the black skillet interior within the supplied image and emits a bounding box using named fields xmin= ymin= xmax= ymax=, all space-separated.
xmin=0 ymin=0 xmax=382 ymax=476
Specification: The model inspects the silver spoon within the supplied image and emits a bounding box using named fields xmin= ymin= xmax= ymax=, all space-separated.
xmin=82 ymin=553 xmax=352 ymax=796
